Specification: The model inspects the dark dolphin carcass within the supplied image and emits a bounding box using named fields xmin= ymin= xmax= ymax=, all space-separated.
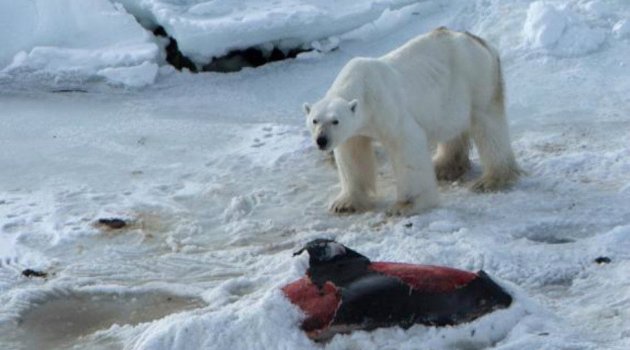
xmin=282 ymin=239 xmax=512 ymax=341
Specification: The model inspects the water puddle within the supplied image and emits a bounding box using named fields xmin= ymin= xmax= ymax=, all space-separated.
xmin=0 ymin=289 xmax=205 ymax=349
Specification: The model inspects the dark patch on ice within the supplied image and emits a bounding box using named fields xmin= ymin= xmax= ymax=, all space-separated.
xmin=51 ymin=88 xmax=88 ymax=93
xmin=96 ymin=218 xmax=127 ymax=229
xmin=515 ymin=223 xmax=591 ymax=244
xmin=0 ymin=289 xmax=205 ymax=349
xmin=594 ymin=256 xmax=611 ymax=264
xmin=526 ymin=236 xmax=575 ymax=244
xmin=202 ymin=46 xmax=307 ymax=73
xmin=153 ymin=26 xmax=198 ymax=72
xmin=21 ymin=269 xmax=47 ymax=278
xmin=404 ymin=222 xmax=413 ymax=228
xmin=150 ymin=25 xmax=309 ymax=73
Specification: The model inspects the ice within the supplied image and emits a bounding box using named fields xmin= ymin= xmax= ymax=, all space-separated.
xmin=97 ymin=61 xmax=159 ymax=87
xmin=0 ymin=2 xmax=37 ymax=68
xmin=0 ymin=0 xmax=428 ymax=85
xmin=1 ymin=0 xmax=630 ymax=349
xmin=115 ymin=0 xmax=423 ymax=63
xmin=613 ymin=19 xmax=630 ymax=38
xmin=523 ymin=2 xmax=568 ymax=49
xmin=0 ymin=0 xmax=158 ymax=87
xmin=522 ymin=1 xmax=607 ymax=57
xmin=578 ymin=0 xmax=617 ymax=17
xmin=0 ymin=286 xmax=204 ymax=349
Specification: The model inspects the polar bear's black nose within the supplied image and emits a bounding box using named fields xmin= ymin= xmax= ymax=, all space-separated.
xmin=316 ymin=136 xmax=328 ymax=149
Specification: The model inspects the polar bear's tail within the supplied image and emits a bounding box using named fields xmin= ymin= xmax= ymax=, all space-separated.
xmin=494 ymin=57 xmax=506 ymax=112
xmin=464 ymin=31 xmax=504 ymax=112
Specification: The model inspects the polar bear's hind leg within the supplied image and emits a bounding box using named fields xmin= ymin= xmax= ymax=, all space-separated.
xmin=466 ymin=35 xmax=521 ymax=192
xmin=470 ymin=101 xmax=521 ymax=192
xmin=433 ymin=132 xmax=471 ymax=181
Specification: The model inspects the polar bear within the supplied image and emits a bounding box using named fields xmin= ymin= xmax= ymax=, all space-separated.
xmin=303 ymin=28 xmax=521 ymax=215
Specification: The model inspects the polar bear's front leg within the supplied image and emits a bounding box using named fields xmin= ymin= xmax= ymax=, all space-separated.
xmin=330 ymin=136 xmax=376 ymax=214
xmin=385 ymin=123 xmax=439 ymax=216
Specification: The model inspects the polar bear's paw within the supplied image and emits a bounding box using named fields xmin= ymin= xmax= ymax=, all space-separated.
xmin=434 ymin=159 xmax=470 ymax=182
xmin=387 ymin=200 xmax=415 ymax=217
xmin=387 ymin=194 xmax=439 ymax=216
xmin=329 ymin=195 xmax=362 ymax=214
xmin=472 ymin=166 xmax=522 ymax=192
xmin=471 ymin=175 xmax=513 ymax=192
xmin=330 ymin=196 xmax=357 ymax=214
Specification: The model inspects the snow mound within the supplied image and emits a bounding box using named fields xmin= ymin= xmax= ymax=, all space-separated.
xmin=0 ymin=0 xmax=158 ymax=87
xmin=522 ymin=1 xmax=606 ymax=57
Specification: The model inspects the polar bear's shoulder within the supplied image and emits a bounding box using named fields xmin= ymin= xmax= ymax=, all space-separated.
xmin=428 ymin=27 xmax=498 ymax=55
xmin=342 ymin=57 xmax=389 ymax=73
xmin=333 ymin=57 xmax=393 ymax=87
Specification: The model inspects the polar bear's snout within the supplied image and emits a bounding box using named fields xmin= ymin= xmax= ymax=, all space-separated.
xmin=316 ymin=135 xmax=328 ymax=150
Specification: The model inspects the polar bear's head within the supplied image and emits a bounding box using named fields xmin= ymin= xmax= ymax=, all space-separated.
xmin=303 ymin=97 xmax=360 ymax=151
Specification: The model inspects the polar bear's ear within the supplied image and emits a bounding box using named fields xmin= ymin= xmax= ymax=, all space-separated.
xmin=303 ymin=103 xmax=311 ymax=115
xmin=349 ymin=99 xmax=358 ymax=113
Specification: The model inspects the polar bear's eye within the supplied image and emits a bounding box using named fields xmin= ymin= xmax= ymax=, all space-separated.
xmin=312 ymin=119 xmax=318 ymax=125
xmin=332 ymin=119 xmax=339 ymax=125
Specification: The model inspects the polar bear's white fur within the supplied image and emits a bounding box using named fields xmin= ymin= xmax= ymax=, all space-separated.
xmin=303 ymin=28 xmax=521 ymax=215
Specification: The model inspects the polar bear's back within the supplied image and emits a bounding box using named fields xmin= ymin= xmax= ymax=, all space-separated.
xmin=380 ymin=28 xmax=501 ymax=121
xmin=379 ymin=28 xmax=502 ymax=132
xmin=383 ymin=28 xmax=498 ymax=74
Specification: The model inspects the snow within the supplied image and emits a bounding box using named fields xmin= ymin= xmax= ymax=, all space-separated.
xmin=0 ymin=0 xmax=426 ymax=87
xmin=0 ymin=0 xmax=159 ymax=88
xmin=97 ymin=61 xmax=159 ymax=88
xmin=522 ymin=1 xmax=607 ymax=57
xmin=114 ymin=0 xmax=423 ymax=62
xmin=613 ymin=19 xmax=630 ymax=38
xmin=1 ymin=0 xmax=630 ymax=349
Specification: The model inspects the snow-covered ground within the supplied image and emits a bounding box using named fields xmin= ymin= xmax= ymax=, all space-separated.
xmin=1 ymin=0 xmax=629 ymax=349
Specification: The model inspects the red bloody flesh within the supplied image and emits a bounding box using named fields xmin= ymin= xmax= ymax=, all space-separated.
xmin=282 ymin=279 xmax=340 ymax=332
xmin=283 ymin=263 xmax=478 ymax=333
xmin=368 ymin=262 xmax=476 ymax=293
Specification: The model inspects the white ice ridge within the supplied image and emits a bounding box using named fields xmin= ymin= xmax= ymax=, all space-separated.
xmin=522 ymin=1 xmax=607 ymax=57
xmin=0 ymin=0 xmax=159 ymax=87
xmin=0 ymin=0 xmax=423 ymax=86
xmin=114 ymin=0 xmax=424 ymax=63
